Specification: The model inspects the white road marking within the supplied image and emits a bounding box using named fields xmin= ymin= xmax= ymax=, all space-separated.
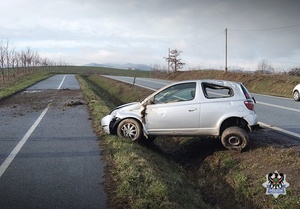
xmin=134 ymin=83 xmax=157 ymax=91
xmin=0 ymin=75 xmax=67 ymax=178
xmin=257 ymin=101 xmax=300 ymax=113
xmin=0 ymin=105 xmax=50 ymax=177
xmin=137 ymin=77 xmax=172 ymax=85
xmin=252 ymin=93 xmax=294 ymax=101
xmin=259 ymin=122 xmax=300 ymax=139
xmin=103 ymin=75 xmax=158 ymax=91
xmin=58 ymin=75 xmax=67 ymax=90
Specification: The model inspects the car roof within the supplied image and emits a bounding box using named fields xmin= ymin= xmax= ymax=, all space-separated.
xmin=171 ymin=79 xmax=242 ymax=86
xmin=142 ymin=79 xmax=247 ymax=103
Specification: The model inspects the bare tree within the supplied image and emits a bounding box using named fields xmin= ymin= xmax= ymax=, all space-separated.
xmin=288 ymin=67 xmax=300 ymax=76
xmin=26 ymin=47 xmax=34 ymax=72
xmin=255 ymin=59 xmax=275 ymax=74
xmin=5 ymin=40 xmax=16 ymax=80
xmin=0 ymin=39 xmax=6 ymax=82
xmin=165 ymin=49 xmax=185 ymax=72
xmin=0 ymin=38 xmax=65 ymax=82
xmin=11 ymin=51 xmax=20 ymax=79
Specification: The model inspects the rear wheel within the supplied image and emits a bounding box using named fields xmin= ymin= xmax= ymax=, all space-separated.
xmin=117 ymin=119 xmax=142 ymax=141
xmin=293 ymin=90 xmax=300 ymax=101
xmin=221 ymin=127 xmax=248 ymax=151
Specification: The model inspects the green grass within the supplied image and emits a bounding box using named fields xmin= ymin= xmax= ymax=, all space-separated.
xmin=0 ymin=72 xmax=52 ymax=99
xmin=77 ymin=74 xmax=215 ymax=209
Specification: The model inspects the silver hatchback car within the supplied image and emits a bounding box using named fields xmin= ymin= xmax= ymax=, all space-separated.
xmin=101 ymin=79 xmax=258 ymax=150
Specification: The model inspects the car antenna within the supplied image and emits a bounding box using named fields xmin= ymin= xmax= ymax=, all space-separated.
xmin=132 ymin=74 xmax=140 ymax=101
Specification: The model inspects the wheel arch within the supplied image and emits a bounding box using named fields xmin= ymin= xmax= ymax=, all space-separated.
xmin=219 ymin=117 xmax=250 ymax=136
xmin=111 ymin=116 xmax=145 ymax=135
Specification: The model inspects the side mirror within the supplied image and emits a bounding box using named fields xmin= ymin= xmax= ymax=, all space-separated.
xmin=146 ymin=98 xmax=155 ymax=105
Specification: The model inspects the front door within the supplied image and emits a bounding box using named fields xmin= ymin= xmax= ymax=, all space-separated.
xmin=144 ymin=82 xmax=200 ymax=134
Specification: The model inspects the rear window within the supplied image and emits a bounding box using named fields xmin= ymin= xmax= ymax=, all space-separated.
xmin=202 ymin=82 xmax=233 ymax=99
xmin=240 ymin=84 xmax=251 ymax=99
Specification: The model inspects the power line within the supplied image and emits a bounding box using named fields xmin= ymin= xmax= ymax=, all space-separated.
xmin=229 ymin=23 xmax=300 ymax=32
xmin=183 ymin=30 xmax=224 ymax=50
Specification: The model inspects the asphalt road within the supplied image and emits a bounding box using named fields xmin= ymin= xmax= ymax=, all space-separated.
xmin=0 ymin=75 xmax=106 ymax=209
xmin=103 ymin=75 xmax=300 ymax=139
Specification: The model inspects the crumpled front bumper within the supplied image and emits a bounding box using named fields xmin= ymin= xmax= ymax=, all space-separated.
xmin=101 ymin=115 xmax=114 ymax=134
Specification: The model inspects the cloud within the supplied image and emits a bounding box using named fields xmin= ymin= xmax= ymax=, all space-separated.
xmin=0 ymin=0 xmax=300 ymax=70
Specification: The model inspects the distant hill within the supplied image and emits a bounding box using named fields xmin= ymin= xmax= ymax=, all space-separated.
xmin=84 ymin=63 xmax=152 ymax=71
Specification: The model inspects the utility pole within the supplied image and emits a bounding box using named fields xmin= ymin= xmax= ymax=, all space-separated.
xmin=164 ymin=48 xmax=170 ymax=73
xmin=167 ymin=48 xmax=170 ymax=73
xmin=225 ymin=28 xmax=228 ymax=72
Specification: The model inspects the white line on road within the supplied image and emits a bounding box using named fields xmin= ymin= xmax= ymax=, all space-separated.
xmin=134 ymin=83 xmax=156 ymax=91
xmin=259 ymin=122 xmax=300 ymax=139
xmin=257 ymin=101 xmax=300 ymax=113
xmin=58 ymin=75 xmax=67 ymax=90
xmin=137 ymin=77 xmax=172 ymax=85
xmin=0 ymin=75 xmax=67 ymax=178
xmin=0 ymin=106 xmax=50 ymax=177
xmin=103 ymin=75 xmax=158 ymax=91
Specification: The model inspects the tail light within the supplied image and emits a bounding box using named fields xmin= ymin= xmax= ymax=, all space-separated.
xmin=244 ymin=99 xmax=254 ymax=111
xmin=240 ymin=84 xmax=255 ymax=111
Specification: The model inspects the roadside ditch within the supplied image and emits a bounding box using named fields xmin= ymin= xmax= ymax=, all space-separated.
xmin=78 ymin=74 xmax=300 ymax=209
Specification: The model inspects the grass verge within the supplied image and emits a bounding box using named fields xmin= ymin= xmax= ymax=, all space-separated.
xmin=77 ymin=74 xmax=215 ymax=209
xmin=78 ymin=74 xmax=300 ymax=209
xmin=0 ymin=72 xmax=52 ymax=99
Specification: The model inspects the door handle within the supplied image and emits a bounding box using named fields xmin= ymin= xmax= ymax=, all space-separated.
xmin=188 ymin=108 xmax=197 ymax=112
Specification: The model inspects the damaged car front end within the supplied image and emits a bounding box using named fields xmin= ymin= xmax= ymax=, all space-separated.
xmin=101 ymin=102 xmax=147 ymax=140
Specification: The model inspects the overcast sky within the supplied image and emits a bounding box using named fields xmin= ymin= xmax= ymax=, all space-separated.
xmin=1 ymin=0 xmax=300 ymax=71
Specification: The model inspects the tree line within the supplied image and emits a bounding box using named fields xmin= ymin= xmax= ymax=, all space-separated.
xmin=0 ymin=38 xmax=67 ymax=83
xmin=164 ymin=49 xmax=300 ymax=76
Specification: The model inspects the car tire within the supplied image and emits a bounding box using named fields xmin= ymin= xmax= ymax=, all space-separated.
xmin=117 ymin=119 xmax=143 ymax=141
xmin=293 ymin=90 xmax=300 ymax=101
xmin=221 ymin=127 xmax=248 ymax=151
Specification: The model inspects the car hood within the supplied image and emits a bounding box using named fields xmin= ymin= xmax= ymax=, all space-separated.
xmin=110 ymin=102 xmax=141 ymax=114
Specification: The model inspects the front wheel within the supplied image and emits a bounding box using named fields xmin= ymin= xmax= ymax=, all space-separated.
xmin=221 ymin=127 xmax=249 ymax=151
xmin=293 ymin=90 xmax=300 ymax=101
xmin=117 ymin=119 xmax=143 ymax=141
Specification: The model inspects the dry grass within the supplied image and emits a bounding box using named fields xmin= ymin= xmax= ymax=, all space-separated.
xmin=162 ymin=70 xmax=299 ymax=98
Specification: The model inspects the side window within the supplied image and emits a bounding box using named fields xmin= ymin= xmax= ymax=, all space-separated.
xmin=202 ymin=82 xmax=233 ymax=99
xmin=153 ymin=82 xmax=196 ymax=104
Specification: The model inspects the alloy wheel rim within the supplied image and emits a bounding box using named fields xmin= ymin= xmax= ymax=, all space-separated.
xmin=121 ymin=123 xmax=137 ymax=139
